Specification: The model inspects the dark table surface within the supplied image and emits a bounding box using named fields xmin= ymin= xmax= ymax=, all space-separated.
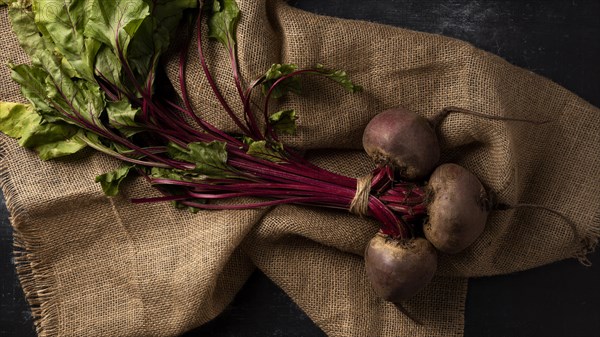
xmin=2 ymin=1 xmax=599 ymax=336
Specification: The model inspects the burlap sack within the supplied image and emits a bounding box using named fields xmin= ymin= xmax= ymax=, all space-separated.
xmin=1 ymin=0 xmax=598 ymax=336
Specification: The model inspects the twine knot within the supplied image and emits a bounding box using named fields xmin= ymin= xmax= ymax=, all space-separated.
xmin=349 ymin=174 xmax=372 ymax=217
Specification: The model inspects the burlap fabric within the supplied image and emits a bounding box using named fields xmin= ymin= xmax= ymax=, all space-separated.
xmin=1 ymin=0 xmax=599 ymax=336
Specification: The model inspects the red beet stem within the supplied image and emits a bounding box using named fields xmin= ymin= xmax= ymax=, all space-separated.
xmin=82 ymin=2 xmax=431 ymax=240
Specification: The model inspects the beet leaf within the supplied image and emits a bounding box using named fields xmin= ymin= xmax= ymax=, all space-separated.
xmin=0 ymin=102 xmax=86 ymax=159
xmin=207 ymin=0 xmax=240 ymax=48
xmin=95 ymin=164 xmax=135 ymax=196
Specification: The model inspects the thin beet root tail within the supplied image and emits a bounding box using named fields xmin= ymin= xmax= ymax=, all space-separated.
xmin=429 ymin=106 xmax=552 ymax=130
xmin=393 ymin=302 xmax=423 ymax=326
xmin=477 ymin=187 xmax=494 ymax=213
xmin=493 ymin=201 xmax=591 ymax=265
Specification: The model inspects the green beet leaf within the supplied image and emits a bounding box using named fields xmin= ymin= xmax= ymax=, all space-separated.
xmin=33 ymin=0 xmax=100 ymax=81
xmin=94 ymin=44 xmax=123 ymax=88
xmin=149 ymin=167 xmax=190 ymax=181
xmin=207 ymin=0 xmax=240 ymax=48
xmin=95 ymin=164 xmax=135 ymax=196
xmin=8 ymin=0 xmax=107 ymax=128
xmin=0 ymin=102 xmax=42 ymax=140
xmin=315 ymin=64 xmax=363 ymax=93
xmin=77 ymin=131 xmax=133 ymax=159
xmin=148 ymin=0 xmax=198 ymax=29
xmin=79 ymin=131 xmax=147 ymax=160
xmin=246 ymin=140 xmax=286 ymax=163
xmin=125 ymin=17 xmax=167 ymax=86
xmin=172 ymin=200 xmax=202 ymax=214
xmin=127 ymin=0 xmax=197 ymax=88
xmin=107 ymin=99 xmax=142 ymax=137
xmin=167 ymin=141 xmax=230 ymax=177
xmin=9 ymin=63 xmax=55 ymax=115
xmin=7 ymin=0 xmax=53 ymax=58
xmin=35 ymin=49 xmax=106 ymax=126
xmin=268 ymin=109 xmax=298 ymax=135
xmin=84 ymin=0 xmax=149 ymax=56
xmin=262 ymin=63 xmax=301 ymax=99
xmin=33 ymin=134 xmax=87 ymax=161
xmin=0 ymin=102 xmax=87 ymax=160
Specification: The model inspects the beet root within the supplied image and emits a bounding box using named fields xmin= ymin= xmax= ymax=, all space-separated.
xmin=424 ymin=163 xmax=490 ymax=254
xmin=364 ymin=233 xmax=438 ymax=303
xmin=362 ymin=107 xmax=440 ymax=180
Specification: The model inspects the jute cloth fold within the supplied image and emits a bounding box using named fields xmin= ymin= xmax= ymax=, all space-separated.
xmin=1 ymin=0 xmax=599 ymax=336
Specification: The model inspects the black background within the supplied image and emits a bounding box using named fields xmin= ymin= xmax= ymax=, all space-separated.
xmin=1 ymin=1 xmax=599 ymax=336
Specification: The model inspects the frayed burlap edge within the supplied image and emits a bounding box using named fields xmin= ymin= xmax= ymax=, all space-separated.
xmin=576 ymin=212 xmax=600 ymax=266
xmin=0 ymin=136 xmax=58 ymax=337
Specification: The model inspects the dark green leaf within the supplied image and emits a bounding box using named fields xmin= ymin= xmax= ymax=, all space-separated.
xmin=240 ymin=135 xmax=254 ymax=146
xmin=268 ymin=109 xmax=298 ymax=135
xmin=147 ymin=0 xmax=197 ymax=26
xmin=106 ymin=99 xmax=141 ymax=137
xmin=207 ymin=0 xmax=239 ymax=48
xmin=124 ymin=17 xmax=164 ymax=85
xmin=35 ymin=49 xmax=106 ymax=126
xmin=12 ymin=61 xmax=103 ymax=126
xmin=261 ymin=63 xmax=301 ymax=99
xmin=246 ymin=140 xmax=285 ymax=163
xmin=315 ymin=64 xmax=363 ymax=93
xmin=149 ymin=167 xmax=189 ymax=181
xmin=171 ymin=200 xmax=201 ymax=213
xmin=84 ymin=0 xmax=149 ymax=55
xmin=125 ymin=0 xmax=196 ymax=89
xmin=167 ymin=141 xmax=230 ymax=177
xmin=95 ymin=164 xmax=135 ymax=196
xmin=94 ymin=44 xmax=122 ymax=87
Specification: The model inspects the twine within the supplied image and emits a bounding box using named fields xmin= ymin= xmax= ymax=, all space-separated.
xmin=349 ymin=174 xmax=372 ymax=217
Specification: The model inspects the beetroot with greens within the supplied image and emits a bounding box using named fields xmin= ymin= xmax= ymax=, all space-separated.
xmin=0 ymin=0 xmax=498 ymax=314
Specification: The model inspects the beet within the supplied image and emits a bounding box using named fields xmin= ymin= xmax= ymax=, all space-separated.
xmin=364 ymin=233 xmax=438 ymax=303
xmin=362 ymin=107 xmax=440 ymax=180
xmin=424 ymin=163 xmax=490 ymax=254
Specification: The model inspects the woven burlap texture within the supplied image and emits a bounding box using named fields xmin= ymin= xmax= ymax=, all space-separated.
xmin=1 ymin=0 xmax=599 ymax=336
